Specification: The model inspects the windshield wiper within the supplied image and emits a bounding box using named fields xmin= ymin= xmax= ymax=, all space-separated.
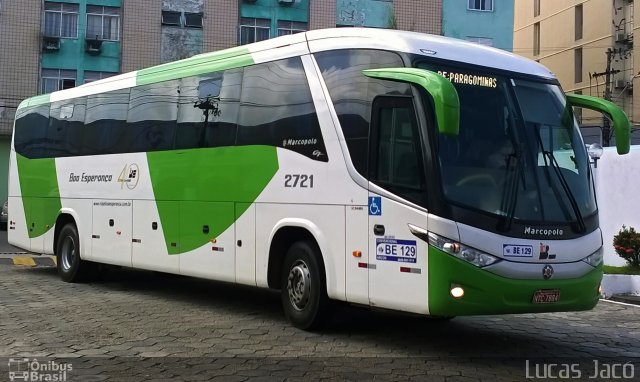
xmin=534 ymin=126 xmax=586 ymax=233
xmin=498 ymin=147 xmax=524 ymax=232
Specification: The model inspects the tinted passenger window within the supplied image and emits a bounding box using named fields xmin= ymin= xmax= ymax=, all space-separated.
xmin=237 ymin=57 xmax=327 ymax=162
xmin=84 ymin=89 xmax=130 ymax=155
xmin=315 ymin=49 xmax=409 ymax=174
xmin=127 ymin=80 xmax=179 ymax=152
xmin=176 ymin=68 xmax=241 ymax=149
xmin=370 ymin=97 xmax=426 ymax=206
xmin=14 ymin=104 xmax=50 ymax=158
xmin=48 ymin=99 xmax=86 ymax=157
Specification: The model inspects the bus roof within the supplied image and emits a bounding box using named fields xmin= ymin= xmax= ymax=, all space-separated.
xmin=18 ymin=28 xmax=555 ymax=110
xmin=305 ymin=28 xmax=554 ymax=79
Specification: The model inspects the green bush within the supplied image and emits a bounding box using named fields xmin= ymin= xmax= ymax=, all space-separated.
xmin=613 ymin=225 xmax=640 ymax=268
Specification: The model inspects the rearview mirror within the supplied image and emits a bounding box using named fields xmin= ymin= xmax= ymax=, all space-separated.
xmin=566 ymin=93 xmax=630 ymax=155
xmin=363 ymin=68 xmax=460 ymax=136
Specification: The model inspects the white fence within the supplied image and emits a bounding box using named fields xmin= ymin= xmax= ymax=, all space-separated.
xmin=595 ymin=146 xmax=640 ymax=266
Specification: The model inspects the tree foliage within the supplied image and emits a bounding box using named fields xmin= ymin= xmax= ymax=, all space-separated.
xmin=613 ymin=225 xmax=640 ymax=268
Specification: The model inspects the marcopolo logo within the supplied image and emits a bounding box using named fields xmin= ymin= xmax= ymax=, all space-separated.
xmin=282 ymin=138 xmax=318 ymax=147
xmin=524 ymin=226 xmax=564 ymax=237
xmin=8 ymin=358 xmax=72 ymax=382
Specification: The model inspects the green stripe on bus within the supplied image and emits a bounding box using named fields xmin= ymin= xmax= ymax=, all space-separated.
xmin=427 ymin=246 xmax=601 ymax=316
xmin=147 ymin=145 xmax=278 ymax=255
xmin=17 ymin=94 xmax=51 ymax=111
xmin=137 ymin=47 xmax=253 ymax=86
xmin=16 ymin=154 xmax=61 ymax=238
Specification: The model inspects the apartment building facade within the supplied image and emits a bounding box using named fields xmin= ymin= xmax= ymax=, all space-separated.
xmin=514 ymin=0 xmax=637 ymax=145
xmin=0 ymin=0 xmax=445 ymax=203
xmin=443 ymin=0 xmax=515 ymax=51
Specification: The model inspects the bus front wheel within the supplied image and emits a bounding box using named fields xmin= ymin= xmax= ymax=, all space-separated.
xmin=280 ymin=241 xmax=328 ymax=330
xmin=56 ymin=223 xmax=94 ymax=283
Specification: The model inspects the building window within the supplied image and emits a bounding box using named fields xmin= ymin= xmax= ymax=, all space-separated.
xmin=277 ymin=20 xmax=307 ymax=36
xmin=41 ymin=69 xmax=76 ymax=94
xmin=84 ymin=71 xmax=118 ymax=84
xmin=239 ymin=18 xmax=270 ymax=44
xmin=161 ymin=11 xmax=181 ymax=26
xmin=468 ymin=0 xmax=493 ymax=11
xmin=534 ymin=0 xmax=540 ymax=17
xmin=86 ymin=6 xmax=121 ymax=41
xmin=575 ymin=48 xmax=583 ymax=83
xmin=575 ymin=4 xmax=583 ymax=40
xmin=161 ymin=11 xmax=203 ymax=28
xmin=466 ymin=36 xmax=493 ymax=47
xmin=184 ymin=13 xmax=203 ymax=28
xmin=43 ymin=2 xmax=79 ymax=38
xmin=533 ymin=22 xmax=540 ymax=56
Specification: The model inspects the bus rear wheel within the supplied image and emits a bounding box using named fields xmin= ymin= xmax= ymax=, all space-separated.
xmin=56 ymin=223 xmax=94 ymax=282
xmin=280 ymin=241 xmax=328 ymax=330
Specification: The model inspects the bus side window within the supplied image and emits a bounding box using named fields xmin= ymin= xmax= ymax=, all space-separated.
xmin=236 ymin=57 xmax=326 ymax=161
xmin=48 ymin=99 xmax=86 ymax=157
xmin=84 ymin=89 xmax=130 ymax=155
xmin=315 ymin=49 xmax=409 ymax=175
xmin=176 ymin=68 xmax=240 ymax=150
xmin=369 ymin=96 xmax=427 ymax=207
xmin=14 ymin=104 xmax=50 ymax=159
xmin=126 ymin=80 xmax=178 ymax=153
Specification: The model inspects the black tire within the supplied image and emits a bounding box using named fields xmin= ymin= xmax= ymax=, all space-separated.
xmin=56 ymin=223 xmax=94 ymax=282
xmin=280 ymin=241 xmax=329 ymax=330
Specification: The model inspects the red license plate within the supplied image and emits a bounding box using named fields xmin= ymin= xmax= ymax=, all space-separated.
xmin=532 ymin=289 xmax=560 ymax=304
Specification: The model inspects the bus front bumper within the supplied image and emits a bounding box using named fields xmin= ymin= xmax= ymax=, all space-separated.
xmin=428 ymin=247 xmax=602 ymax=317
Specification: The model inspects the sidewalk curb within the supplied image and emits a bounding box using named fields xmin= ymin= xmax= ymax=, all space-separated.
xmin=0 ymin=255 xmax=56 ymax=267
xmin=609 ymin=294 xmax=640 ymax=305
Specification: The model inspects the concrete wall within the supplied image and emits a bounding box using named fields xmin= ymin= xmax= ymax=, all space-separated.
xmin=161 ymin=0 xmax=203 ymax=63
xmin=394 ymin=0 xmax=441 ymax=35
xmin=203 ymin=0 xmax=237 ymax=52
xmin=0 ymin=1 xmax=41 ymax=136
xmin=122 ymin=0 xmax=161 ymax=72
xmin=310 ymin=0 xmax=336 ymax=30
xmin=595 ymin=146 xmax=640 ymax=266
xmin=336 ymin=0 xmax=394 ymax=28
xmin=0 ymin=1 xmax=41 ymax=205
xmin=443 ymin=0 xmax=514 ymax=51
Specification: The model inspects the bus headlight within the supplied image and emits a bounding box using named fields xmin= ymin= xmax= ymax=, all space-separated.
xmin=582 ymin=246 xmax=603 ymax=267
xmin=428 ymin=232 xmax=500 ymax=268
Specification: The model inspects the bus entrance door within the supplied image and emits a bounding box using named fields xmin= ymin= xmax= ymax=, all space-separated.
xmin=368 ymin=195 xmax=429 ymax=314
xmin=366 ymin=95 xmax=429 ymax=314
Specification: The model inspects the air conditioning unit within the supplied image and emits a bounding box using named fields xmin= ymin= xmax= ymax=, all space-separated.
xmin=616 ymin=32 xmax=628 ymax=42
xmin=42 ymin=35 xmax=60 ymax=51
xmin=85 ymin=38 xmax=103 ymax=55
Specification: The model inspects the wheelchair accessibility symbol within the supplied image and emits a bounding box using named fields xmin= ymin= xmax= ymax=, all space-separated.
xmin=368 ymin=196 xmax=382 ymax=216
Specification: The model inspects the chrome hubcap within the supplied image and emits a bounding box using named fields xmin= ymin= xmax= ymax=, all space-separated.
xmin=61 ymin=235 xmax=76 ymax=271
xmin=287 ymin=260 xmax=311 ymax=311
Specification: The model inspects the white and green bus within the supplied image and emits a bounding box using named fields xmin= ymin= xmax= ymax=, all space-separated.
xmin=9 ymin=28 xmax=630 ymax=329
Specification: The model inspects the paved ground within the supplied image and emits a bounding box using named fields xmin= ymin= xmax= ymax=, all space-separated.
xmin=0 ymin=230 xmax=26 ymax=255
xmin=0 ymin=260 xmax=639 ymax=381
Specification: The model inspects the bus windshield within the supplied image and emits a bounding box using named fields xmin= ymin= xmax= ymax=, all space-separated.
xmin=422 ymin=65 xmax=596 ymax=227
